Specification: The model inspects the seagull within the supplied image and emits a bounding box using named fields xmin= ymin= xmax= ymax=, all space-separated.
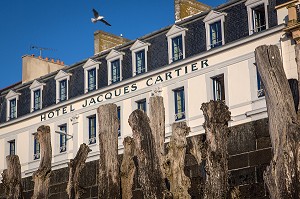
xmin=91 ymin=8 xmax=111 ymax=26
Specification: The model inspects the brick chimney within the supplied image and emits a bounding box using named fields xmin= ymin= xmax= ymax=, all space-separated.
xmin=22 ymin=55 xmax=66 ymax=84
xmin=175 ymin=0 xmax=210 ymax=21
xmin=94 ymin=30 xmax=131 ymax=55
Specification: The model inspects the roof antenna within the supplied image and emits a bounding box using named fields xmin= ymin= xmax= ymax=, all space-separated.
xmin=30 ymin=45 xmax=56 ymax=57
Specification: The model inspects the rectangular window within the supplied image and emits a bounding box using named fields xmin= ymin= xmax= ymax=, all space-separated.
xmin=137 ymin=99 xmax=147 ymax=113
xmin=212 ymin=75 xmax=225 ymax=101
xmin=88 ymin=115 xmax=97 ymax=144
xmin=59 ymin=124 xmax=67 ymax=153
xmin=257 ymin=69 xmax=265 ymax=97
xmin=117 ymin=107 xmax=121 ymax=137
xmin=136 ymin=50 xmax=146 ymax=75
xmin=59 ymin=79 xmax=67 ymax=102
xmin=210 ymin=21 xmax=222 ymax=48
xmin=9 ymin=140 xmax=15 ymax=155
xmin=172 ymin=35 xmax=183 ymax=62
xmin=174 ymin=88 xmax=185 ymax=121
xmin=88 ymin=68 xmax=97 ymax=92
xmin=252 ymin=4 xmax=266 ymax=33
xmin=33 ymin=89 xmax=41 ymax=111
xmin=111 ymin=59 xmax=121 ymax=84
xmin=34 ymin=137 xmax=40 ymax=160
xmin=9 ymin=98 xmax=17 ymax=119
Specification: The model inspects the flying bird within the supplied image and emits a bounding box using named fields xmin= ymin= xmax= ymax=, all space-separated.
xmin=91 ymin=8 xmax=111 ymax=26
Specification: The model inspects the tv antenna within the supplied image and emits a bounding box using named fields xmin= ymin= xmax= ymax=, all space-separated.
xmin=30 ymin=45 xmax=56 ymax=57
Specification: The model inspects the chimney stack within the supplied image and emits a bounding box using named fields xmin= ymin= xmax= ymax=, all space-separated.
xmin=94 ymin=30 xmax=131 ymax=55
xmin=174 ymin=0 xmax=210 ymax=21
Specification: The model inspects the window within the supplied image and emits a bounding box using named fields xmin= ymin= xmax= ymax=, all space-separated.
xmin=59 ymin=124 xmax=67 ymax=153
xmin=106 ymin=49 xmax=124 ymax=85
xmin=210 ymin=21 xmax=222 ymax=48
xmin=33 ymin=137 xmax=40 ymax=160
xmin=30 ymin=80 xmax=45 ymax=112
xmin=212 ymin=75 xmax=225 ymax=101
xmin=5 ymin=90 xmax=20 ymax=121
xmin=88 ymin=115 xmax=97 ymax=144
xmin=59 ymin=79 xmax=67 ymax=102
xmin=88 ymin=68 xmax=97 ymax=91
xmin=83 ymin=58 xmax=100 ymax=93
xmin=111 ymin=59 xmax=121 ymax=84
xmin=9 ymin=140 xmax=15 ymax=155
xmin=252 ymin=4 xmax=266 ymax=33
xmin=166 ymin=25 xmax=187 ymax=64
xmin=245 ymin=0 xmax=269 ymax=35
xmin=9 ymin=99 xmax=17 ymax=120
xmin=136 ymin=50 xmax=146 ymax=75
xmin=257 ymin=69 xmax=265 ymax=97
xmin=55 ymin=70 xmax=71 ymax=103
xmin=137 ymin=99 xmax=147 ymax=113
xmin=130 ymin=40 xmax=150 ymax=76
xmin=174 ymin=88 xmax=185 ymax=121
xmin=33 ymin=89 xmax=41 ymax=111
xmin=172 ymin=35 xmax=183 ymax=62
xmin=203 ymin=10 xmax=226 ymax=50
xmin=117 ymin=107 xmax=121 ymax=137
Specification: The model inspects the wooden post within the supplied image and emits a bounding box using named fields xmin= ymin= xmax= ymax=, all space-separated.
xmin=1 ymin=155 xmax=24 ymax=199
xmin=255 ymin=45 xmax=300 ymax=198
xmin=163 ymin=122 xmax=191 ymax=199
xmin=149 ymin=96 xmax=166 ymax=176
xmin=201 ymin=100 xmax=231 ymax=199
xmin=97 ymin=104 xmax=121 ymax=199
xmin=66 ymin=143 xmax=92 ymax=199
xmin=120 ymin=136 xmax=136 ymax=199
xmin=128 ymin=109 xmax=170 ymax=199
xmin=32 ymin=125 xmax=52 ymax=199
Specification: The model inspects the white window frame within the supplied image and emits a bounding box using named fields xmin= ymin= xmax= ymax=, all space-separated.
xmin=55 ymin=70 xmax=72 ymax=103
xmin=203 ymin=10 xmax=227 ymax=50
xmin=106 ymin=49 xmax=125 ymax=85
xmin=83 ymin=59 xmax=101 ymax=93
xmin=29 ymin=80 xmax=45 ymax=112
xmin=5 ymin=90 xmax=20 ymax=121
xmin=130 ymin=40 xmax=150 ymax=76
xmin=245 ymin=0 xmax=269 ymax=35
xmin=166 ymin=25 xmax=188 ymax=64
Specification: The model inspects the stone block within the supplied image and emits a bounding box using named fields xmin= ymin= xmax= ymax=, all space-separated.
xmin=185 ymin=154 xmax=198 ymax=167
xmin=256 ymin=137 xmax=272 ymax=149
xmin=253 ymin=118 xmax=269 ymax=138
xmin=22 ymin=176 xmax=34 ymax=191
xmin=228 ymin=124 xmax=256 ymax=155
xmin=81 ymin=187 xmax=91 ymax=199
xmin=49 ymin=193 xmax=61 ymax=199
xmin=228 ymin=153 xmax=249 ymax=170
xmin=238 ymin=183 xmax=267 ymax=199
xmin=249 ymin=149 xmax=272 ymax=167
xmin=79 ymin=161 xmax=97 ymax=187
xmin=229 ymin=167 xmax=256 ymax=186
xmin=91 ymin=186 xmax=98 ymax=197
xmin=132 ymin=189 xmax=143 ymax=199
xmin=50 ymin=167 xmax=69 ymax=185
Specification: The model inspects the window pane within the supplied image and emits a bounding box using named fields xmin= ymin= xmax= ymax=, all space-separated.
xmin=210 ymin=21 xmax=222 ymax=48
xmin=88 ymin=68 xmax=96 ymax=91
xmin=33 ymin=89 xmax=41 ymax=111
xmin=256 ymin=68 xmax=265 ymax=97
xmin=88 ymin=115 xmax=97 ymax=144
xmin=174 ymin=88 xmax=185 ymax=121
xmin=111 ymin=60 xmax=120 ymax=83
xmin=213 ymin=75 xmax=225 ymax=101
xmin=59 ymin=125 xmax=67 ymax=152
xmin=59 ymin=80 xmax=67 ymax=102
xmin=9 ymin=99 xmax=16 ymax=119
xmin=137 ymin=99 xmax=146 ymax=113
xmin=136 ymin=50 xmax=145 ymax=75
xmin=9 ymin=140 xmax=15 ymax=155
xmin=172 ymin=36 xmax=183 ymax=62
xmin=34 ymin=137 xmax=40 ymax=160
xmin=252 ymin=4 xmax=266 ymax=33
xmin=117 ymin=107 xmax=121 ymax=137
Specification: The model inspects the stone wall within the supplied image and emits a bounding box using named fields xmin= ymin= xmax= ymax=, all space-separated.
xmin=0 ymin=118 xmax=271 ymax=198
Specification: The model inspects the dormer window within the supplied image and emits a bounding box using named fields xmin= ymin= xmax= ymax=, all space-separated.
xmin=204 ymin=10 xmax=226 ymax=50
xmin=130 ymin=40 xmax=150 ymax=76
xmin=166 ymin=25 xmax=187 ymax=64
xmin=55 ymin=70 xmax=71 ymax=103
xmin=245 ymin=0 xmax=269 ymax=35
xmin=30 ymin=80 xmax=45 ymax=112
xmin=106 ymin=50 xmax=124 ymax=85
xmin=5 ymin=90 xmax=20 ymax=121
xmin=83 ymin=59 xmax=100 ymax=93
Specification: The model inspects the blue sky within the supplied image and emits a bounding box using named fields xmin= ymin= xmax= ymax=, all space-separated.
xmin=0 ymin=0 xmax=226 ymax=90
